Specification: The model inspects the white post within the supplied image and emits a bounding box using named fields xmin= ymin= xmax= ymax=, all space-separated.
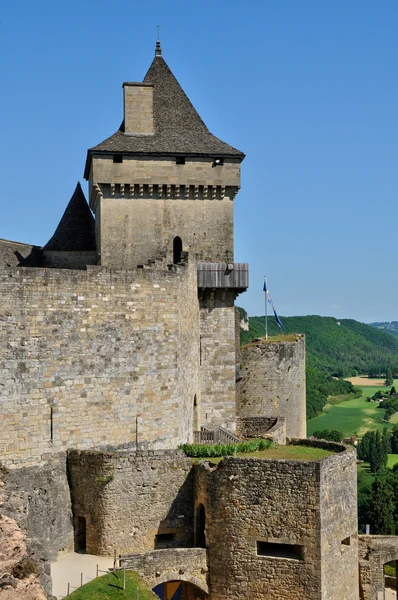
xmin=123 ymin=566 xmax=126 ymax=590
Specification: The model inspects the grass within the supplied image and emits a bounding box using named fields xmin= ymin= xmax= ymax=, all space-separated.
xmin=387 ymin=454 xmax=398 ymax=469
xmin=307 ymin=386 xmax=394 ymax=438
xmin=189 ymin=444 xmax=335 ymax=464
xmin=243 ymin=333 xmax=302 ymax=347
xmin=67 ymin=571 xmax=157 ymax=599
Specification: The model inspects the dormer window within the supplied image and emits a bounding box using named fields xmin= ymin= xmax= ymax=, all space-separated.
xmin=213 ymin=158 xmax=224 ymax=167
xmin=113 ymin=155 xmax=123 ymax=163
xmin=176 ymin=157 xmax=185 ymax=165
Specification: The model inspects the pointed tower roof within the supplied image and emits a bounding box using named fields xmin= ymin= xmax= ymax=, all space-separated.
xmin=84 ymin=45 xmax=244 ymax=177
xmin=43 ymin=183 xmax=96 ymax=251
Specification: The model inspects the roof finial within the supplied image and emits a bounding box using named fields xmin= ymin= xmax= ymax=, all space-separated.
xmin=155 ymin=25 xmax=162 ymax=56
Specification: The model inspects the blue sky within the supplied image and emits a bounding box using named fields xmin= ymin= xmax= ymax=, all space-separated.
xmin=0 ymin=1 xmax=397 ymax=322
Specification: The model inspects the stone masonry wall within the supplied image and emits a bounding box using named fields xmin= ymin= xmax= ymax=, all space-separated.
xmin=195 ymin=444 xmax=358 ymax=600
xmin=199 ymin=290 xmax=236 ymax=430
xmin=90 ymin=156 xmax=240 ymax=268
xmin=0 ymin=261 xmax=199 ymax=466
xmin=123 ymin=84 xmax=154 ymax=135
xmin=68 ymin=449 xmax=194 ymax=556
xmin=237 ymin=336 xmax=306 ymax=438
xmin=97 ymin=197 xmax=234 ymax=268
xmin=319 ymin=445 xmax=358 ymax=600
xmin=2 ymin=455 xmax=73 ymax=596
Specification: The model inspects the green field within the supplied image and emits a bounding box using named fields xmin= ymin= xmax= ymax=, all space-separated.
xmin=307 ymin=384 xmax=395 ymax=438
xmin=68 ymin=571 xmax=157 ymax=600
xmin=387 ymin=454 xmax=398 ymax=469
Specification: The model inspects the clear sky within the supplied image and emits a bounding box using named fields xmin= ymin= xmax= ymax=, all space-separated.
xmin=0 ymin=1 xmax=397 ymax=322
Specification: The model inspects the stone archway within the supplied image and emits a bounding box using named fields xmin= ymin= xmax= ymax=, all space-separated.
xmin=152 ymin=577 xmax=208 ymax=599
xmin=359 ymin=535 xmax=398 ymax=599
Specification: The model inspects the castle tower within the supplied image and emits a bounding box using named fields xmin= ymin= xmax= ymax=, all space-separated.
xmin=84 ymin=43 xmax=248 ymax=431
xmin=84 ymin=42 xmax=244 ymax=269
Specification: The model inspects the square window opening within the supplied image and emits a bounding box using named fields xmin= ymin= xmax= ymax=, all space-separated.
xmin=113 ymin=155 xmax=123 ymax=163
xmin=155 ymin=532 xmax=176 ymax=549
xmin=176 ymin=157 xmax=185 ymax=165
xmin=341 ymin=536 xmax=351 ymax=547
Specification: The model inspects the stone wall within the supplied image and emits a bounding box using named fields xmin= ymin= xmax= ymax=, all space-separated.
xmin=89 ymin=156 xmax=240 ymax=268
xmin=195 ymin=443 xmax=358 ymax=600
xmin=119 ymin=548 xmax=208 ymax=594
xmin=236 ymin=416 xmax=286 ymax=444
xmin=199 ymin=290 xmax=236 ymax=430
xmin=42 ymin=250 xmax=97 ymax=269
xmin=68 ymin=449 xmax=194 ymax=556
xmin=358 ymin=535 xmax=398 ymax=599
xmin=2 ymin=455 xmax=73 ymax=596
xmin=0 ymin=261 xmax=199 ymax=466
xmin=237 ymin=335 xmax=306 ymax=438
xmin=123 ymin=83 xmax=154 ymax=135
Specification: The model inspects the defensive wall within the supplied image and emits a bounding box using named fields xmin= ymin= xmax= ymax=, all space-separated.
xmin=237 ymin=335 xmax=306 ymax=438
xmin=194 ymin=441 xmax=358 ymax=600
xmin=0 ymin=259 xmax=200 ymax=467
xmin=68 ymin=449 xmax=194 ymax=556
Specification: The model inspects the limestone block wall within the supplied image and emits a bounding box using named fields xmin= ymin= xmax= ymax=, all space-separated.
xmin=89 ymin=156 xmax=240 ymax=268
xmin=237 ymin=335 xmax=306 ymax=438
xmin=123 ymin=83 xmax=154 ymax=135
xmin=68 ymin=449 xmax=194 ymax=555
xmin=319 ymin=445 xmax=358 ymax=600
xmin=199 ymin=290 xmax=236 ymax=430
xmin=3 ymin=455 xmax=73 ymax=595
xmin=42 ymin=250 xmax=97 ymax=269
xmin=194 ymin=442 xmax=358 ymax=600
xmin=96 ymin=196 xmax=234 ymax=268
xmin=0 ymin=261 xmax=199 ymax=467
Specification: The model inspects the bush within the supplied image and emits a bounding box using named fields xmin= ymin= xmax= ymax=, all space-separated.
xmin=179 ymin=439 xmax=272 ymax=458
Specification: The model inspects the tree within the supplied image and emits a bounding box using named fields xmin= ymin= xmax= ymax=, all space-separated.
xmin=368 ymin=477 xmax=395 ymax=534
xmin=391 ymin=386 xmax=397 ymax=396
xmin=312 ymin=429 xmax=343 ymax=442
xmin=391 ymin=425 xmax=398 ymax=454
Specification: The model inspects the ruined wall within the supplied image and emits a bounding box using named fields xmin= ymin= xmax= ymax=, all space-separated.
xmin=358 ymin=535 xmax=398 ymax=599
xmin=68 ymin=449 xmax=194 ymax=556
xmin=199 ymin=290 xmax=236 ymax=430
xmin=2 ymin=455 xmax=73 ymax=596
xmin=0 ymin=261 xmax=199 ymax=467
xmin=195 ymin=443 xmax=358 ymax=600
xmin=237 ymin=336 xmax=306 ymax=438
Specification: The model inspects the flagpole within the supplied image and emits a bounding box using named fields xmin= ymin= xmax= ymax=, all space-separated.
xmin=264 ymin=275 xmax=268 ymax=341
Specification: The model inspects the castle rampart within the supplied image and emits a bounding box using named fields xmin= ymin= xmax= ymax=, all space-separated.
xmin=237 ymin=335 xmax=306 ymax=438
xmin=194 ymin=443 xmax=358 ymax=600
xmin=68 ymin=449 xmax=194 ymax=556
xmin=0 ymin=260 xmax=199 ymax=466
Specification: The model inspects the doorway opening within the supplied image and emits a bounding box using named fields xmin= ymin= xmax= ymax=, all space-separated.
xmin=74 ymin=515 xmax=87 ymax=553
xmin=173 ymin=237 xmax=182 ymax=264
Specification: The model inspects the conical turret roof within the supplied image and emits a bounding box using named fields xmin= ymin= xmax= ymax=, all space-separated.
xmin=84 ymin=47 xmax=244 ymax=177
xmin=43 ymin=183 xmax=96 ymax=252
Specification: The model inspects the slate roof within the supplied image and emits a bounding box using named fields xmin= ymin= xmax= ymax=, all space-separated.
xmin=84 ymin=47 xmax=244 ymax=178
xmin=0 ymin=239 xmax=41 ymax=267
xmin=43 ymin=183 xmax=96 ymax=252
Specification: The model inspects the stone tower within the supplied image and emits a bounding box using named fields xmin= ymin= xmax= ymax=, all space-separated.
xmin=84 ymin=41 xmax=245 ymax=269
xmin=84 ymin=42 xmax=248 ymax=431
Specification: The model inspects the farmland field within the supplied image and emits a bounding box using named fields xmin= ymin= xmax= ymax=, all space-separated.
xmin=307 ymin=381 xmax=397 ymax=438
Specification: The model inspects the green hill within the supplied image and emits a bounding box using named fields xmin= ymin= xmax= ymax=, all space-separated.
xmin=240 ymin=313 xmax=398 ymax=377
xmin=370 ymin=321 xmax=398 ymax=339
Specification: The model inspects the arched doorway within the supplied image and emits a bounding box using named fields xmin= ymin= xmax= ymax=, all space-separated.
xmin=196 ymin=504 xmax=206 ymax=548
xmin=153 ymin=580 xmax=207 ymax=599
xmin=173 ymin=237 xmax=182 ymax=264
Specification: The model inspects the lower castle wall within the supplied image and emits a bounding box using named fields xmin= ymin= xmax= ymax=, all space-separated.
xmin=67 ymin=449 xmax=194 ymax=556
xmin=199 ymin=290 xmax=236 ymax=430
xmin=194 ymin=444 xmax=358 ymax=600
xmin=237 ymin=336 xmax=306 ymax=438
xmin=0 ymin=262 xmax=199 ymax=467
xmin=2 ymin=455 xmax=73 ymax=595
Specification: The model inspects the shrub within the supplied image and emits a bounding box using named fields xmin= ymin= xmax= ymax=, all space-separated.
xmin=179 ymin=439 xmax=272 ymax=458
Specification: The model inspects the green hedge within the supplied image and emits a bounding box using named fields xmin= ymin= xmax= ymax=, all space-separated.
xmin=179 ymin=439 xmax=272 ymax=458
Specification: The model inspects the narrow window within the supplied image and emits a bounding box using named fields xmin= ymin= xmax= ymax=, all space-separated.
xmin=257 ymin=541 xmax=304 ymax=561
xmin=196 ymin=504 xmax=206 ymax=548
xmin=212 ymin=157 xmax=224 ymax=167
xmin=113 ymin=154 xmax=123 ymax=163
xmin=173 ymin=236 xmax=182 ymax=264
xmin=50 ymin=407 xmax=53 ymax=443
xmin=176 ymin=156 xmax=185 ymax=165
xmin=74 ymin=516 xmax=87 ymax=552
